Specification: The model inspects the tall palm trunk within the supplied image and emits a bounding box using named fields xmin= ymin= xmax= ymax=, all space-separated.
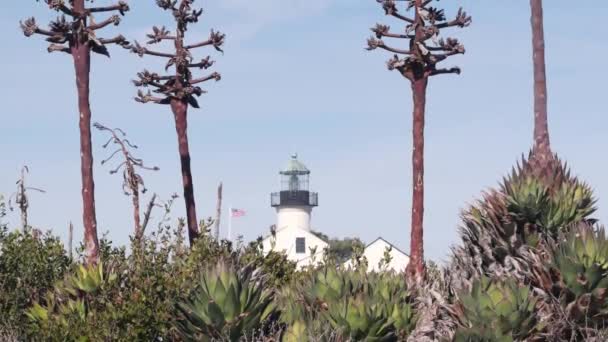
xmin=72 ymin=0 xmax=99 ymax=265
xmin=530 ymin=0 xmax=551 ymax=158
xmin=405 ymin=0 xmax=428 ymax=283
xmin=406 ymin=77 xmax=428 ymax=282
xmin=171 ymin=99 xmax=199 ymax=244
xmin=171 ymin=24 xmax=200 ymax=245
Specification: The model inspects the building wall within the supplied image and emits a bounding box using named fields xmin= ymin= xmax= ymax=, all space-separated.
xmin=262 ymin=226 xmax=327 ymax=269
xmin=344 ymin=239 xmax=410 ymax=273
xmin=276 ymin=206 xmax=312 ymax=232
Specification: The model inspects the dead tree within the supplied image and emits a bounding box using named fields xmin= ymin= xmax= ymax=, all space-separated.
xmin=530 ymin=0 xmax=551 ymax=161
xmin=214 ymin=182 xmax=222 ymax=239
xmin=141 ymin=193 xmax=158 ymax=236
xmin=131 ymin=0 xmax=225 ymax=245
xmin=21 ymin=0 xmax=131 ymax=265
xmin=366 ymin=0 xmax=471 ymax=283
xmin=68 ymin=221 xmax=74 ymax=260
xmin=9 ymin=166 xmax=45 ymax=231
xmin=94 ymin=122 xmax=159 ymax=242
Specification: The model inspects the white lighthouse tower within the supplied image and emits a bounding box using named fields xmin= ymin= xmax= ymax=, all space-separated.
xmin=262 ymin=154 xmax=327 ymax=268
xmin=272 ymin=153 xmax=318 ymax=231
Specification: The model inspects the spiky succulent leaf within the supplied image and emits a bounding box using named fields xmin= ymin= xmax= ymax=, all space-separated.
xmin=453 ymin=277 xmax=543 ymax=341
xmin=551 ymin=224 xmax=608 ymax=324
xmin=450 ymin=151 xmax=596 ymax=290
xmin=174 ymin=259 xmax=275 ymax=340
xmin=299 ymin=268 xmax=416 ymax=341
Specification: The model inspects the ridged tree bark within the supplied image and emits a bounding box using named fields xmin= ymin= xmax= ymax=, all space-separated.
xmin=366 ymin=0 xmax=471 ymax=283
xmin=131 ymin=0 xmax=225 ymax=246
xmin=21 ymin=0 xmax=131 ymax=265
xmin=172 ymin=98 xmax=199 ymax=243
xmin=409 ymin=76 xmax=428 ymax=281
xmin=72 ymin=36 xmax=99 ymax=264
xmin=530 ymin=0 xmax=551 ymax=159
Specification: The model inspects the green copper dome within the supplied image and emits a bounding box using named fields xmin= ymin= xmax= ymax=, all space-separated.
xmin=280 ymin=153 xmax=310 ymax=175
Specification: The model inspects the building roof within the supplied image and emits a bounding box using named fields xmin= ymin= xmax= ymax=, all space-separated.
xmin=365 ymin=237 xmax=410 ymax=257
xmin=280 ymin=153 xmax=310 ymax=175
xmin=261 ymin=225 xmax=327 ymax=244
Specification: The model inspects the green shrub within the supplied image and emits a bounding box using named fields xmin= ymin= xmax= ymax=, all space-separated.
xmin=0 ymin=228 xmax=70 ymax=335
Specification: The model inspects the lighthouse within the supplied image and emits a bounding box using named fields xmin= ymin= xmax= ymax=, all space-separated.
xmin=263 ymin=154 xmax=327 ymax=268
xmin=271 ymin=153 xmax=318 ymax=231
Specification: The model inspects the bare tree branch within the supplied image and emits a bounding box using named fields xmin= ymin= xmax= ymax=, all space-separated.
xmin=188 ymin=56 xmax=215 ymax=69
xmin=146 ymin=26 xmax=176 ymax=44
xmin=429 ymin=67 xmax=461 ymax=76
xmin=99 ymin=35 xmax=130 ymax=48
xmin=185 ymin=30 xmax=225 ymax=52
xmin=141 ymin=193 xmax=157 ymax=236
xmin=87 ymin=1 xmax=130 ymax=16
xmin=436 ymin=8 xmax=472 ymax=29
xmin=190 ymin=72 xmax=221 ymax=85
xmin=135 ymin=89 xmax=169 ymax=104
xmin=41 ymin=0 xmax=74 ymax=16
xmin=371 ymin=24 xmax=413 ymax=39
xmin=379 ymin=0 xmax=415 ymax=23
xmin=88 ymin=15 xmax=121 ymax=31
xmin=367 ymin=37 xmax=411 ymax=54
xmin=47 ymin=43 xmax=70 ymax=53
xmin=131 ymin=41 xmax=176 ymax=58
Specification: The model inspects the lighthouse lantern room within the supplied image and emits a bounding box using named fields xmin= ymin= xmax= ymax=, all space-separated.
xmin=271 ymin=154 xmax=318 ymax=231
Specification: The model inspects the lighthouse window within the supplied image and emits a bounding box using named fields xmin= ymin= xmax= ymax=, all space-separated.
xmin=289 ymin=175 xmax=299 ymax=191
xmin=296 ymin=237 xmax=306 ymax=254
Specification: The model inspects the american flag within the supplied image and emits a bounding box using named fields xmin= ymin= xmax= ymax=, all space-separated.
xmin=231 ymin=208 xmax=246 ymax=218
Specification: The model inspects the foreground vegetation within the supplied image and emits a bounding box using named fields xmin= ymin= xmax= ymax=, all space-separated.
xmin=1 ymin=152 xmax=607 ymax=341
xmin=5 ymin=1 xmax=602 ymax=341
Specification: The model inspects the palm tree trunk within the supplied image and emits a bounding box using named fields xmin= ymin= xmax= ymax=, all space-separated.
xmin=72 ymin=0 xmax=99 ymax=265
xmin=171 ymin=99 xmax=199 ymax=245
xmin=530 ymin=0 xmax=551 ymax=158
xmin=406 ymin=77 xmax=428 ymax=283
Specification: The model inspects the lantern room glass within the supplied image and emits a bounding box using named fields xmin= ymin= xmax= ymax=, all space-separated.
xmin=280 ymin=173 xmax=309 ymax=192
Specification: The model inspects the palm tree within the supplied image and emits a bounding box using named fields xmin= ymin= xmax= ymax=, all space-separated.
xmin=20 ymin=0 xmax=131 ymax=265
xmin=131 ymin=0 xmax=225 ymax=245
xmin=366 ymin=0 xmax=471 ymax=282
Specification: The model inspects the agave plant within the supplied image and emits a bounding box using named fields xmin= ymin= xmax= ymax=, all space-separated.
xmin=174 ymin=259 xmax=275 ymax=341
xmin=452 ymin=276 xmax=543 ymax=341
xmin=550 ymin=224 xmax=608 ymax=326
xmin=372 ymin=273 xmax=417 ymax=337
xmin=298 ymin=267 xmax=417 ymax=341
xmin=26 ymin=262 xmax=119 ymax=339
xmin=450 ymin=152 xmax=596 ymax=289
xmin=282 ymin=320 xmax=308 ymax=342
xmin=323 ymin=293 xmax=396 ymax=341
xmin=503 ymin=166 xmax=595 ymax=238
xmin=64 ymin=262 xmax=116 ymax=296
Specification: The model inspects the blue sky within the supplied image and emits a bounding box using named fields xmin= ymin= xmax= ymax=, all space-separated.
xmin=1 ymin=1 xmax=606 ymax=262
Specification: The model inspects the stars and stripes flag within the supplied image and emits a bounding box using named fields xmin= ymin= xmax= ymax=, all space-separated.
xmin=231 ymin=208 xmax=246 ymax=218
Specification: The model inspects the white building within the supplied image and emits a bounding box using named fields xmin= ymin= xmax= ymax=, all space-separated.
xmin=261 ymin=154 xmax=328 ymax=269
xmin=344 ymin=237 xmax=410 ymax=273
